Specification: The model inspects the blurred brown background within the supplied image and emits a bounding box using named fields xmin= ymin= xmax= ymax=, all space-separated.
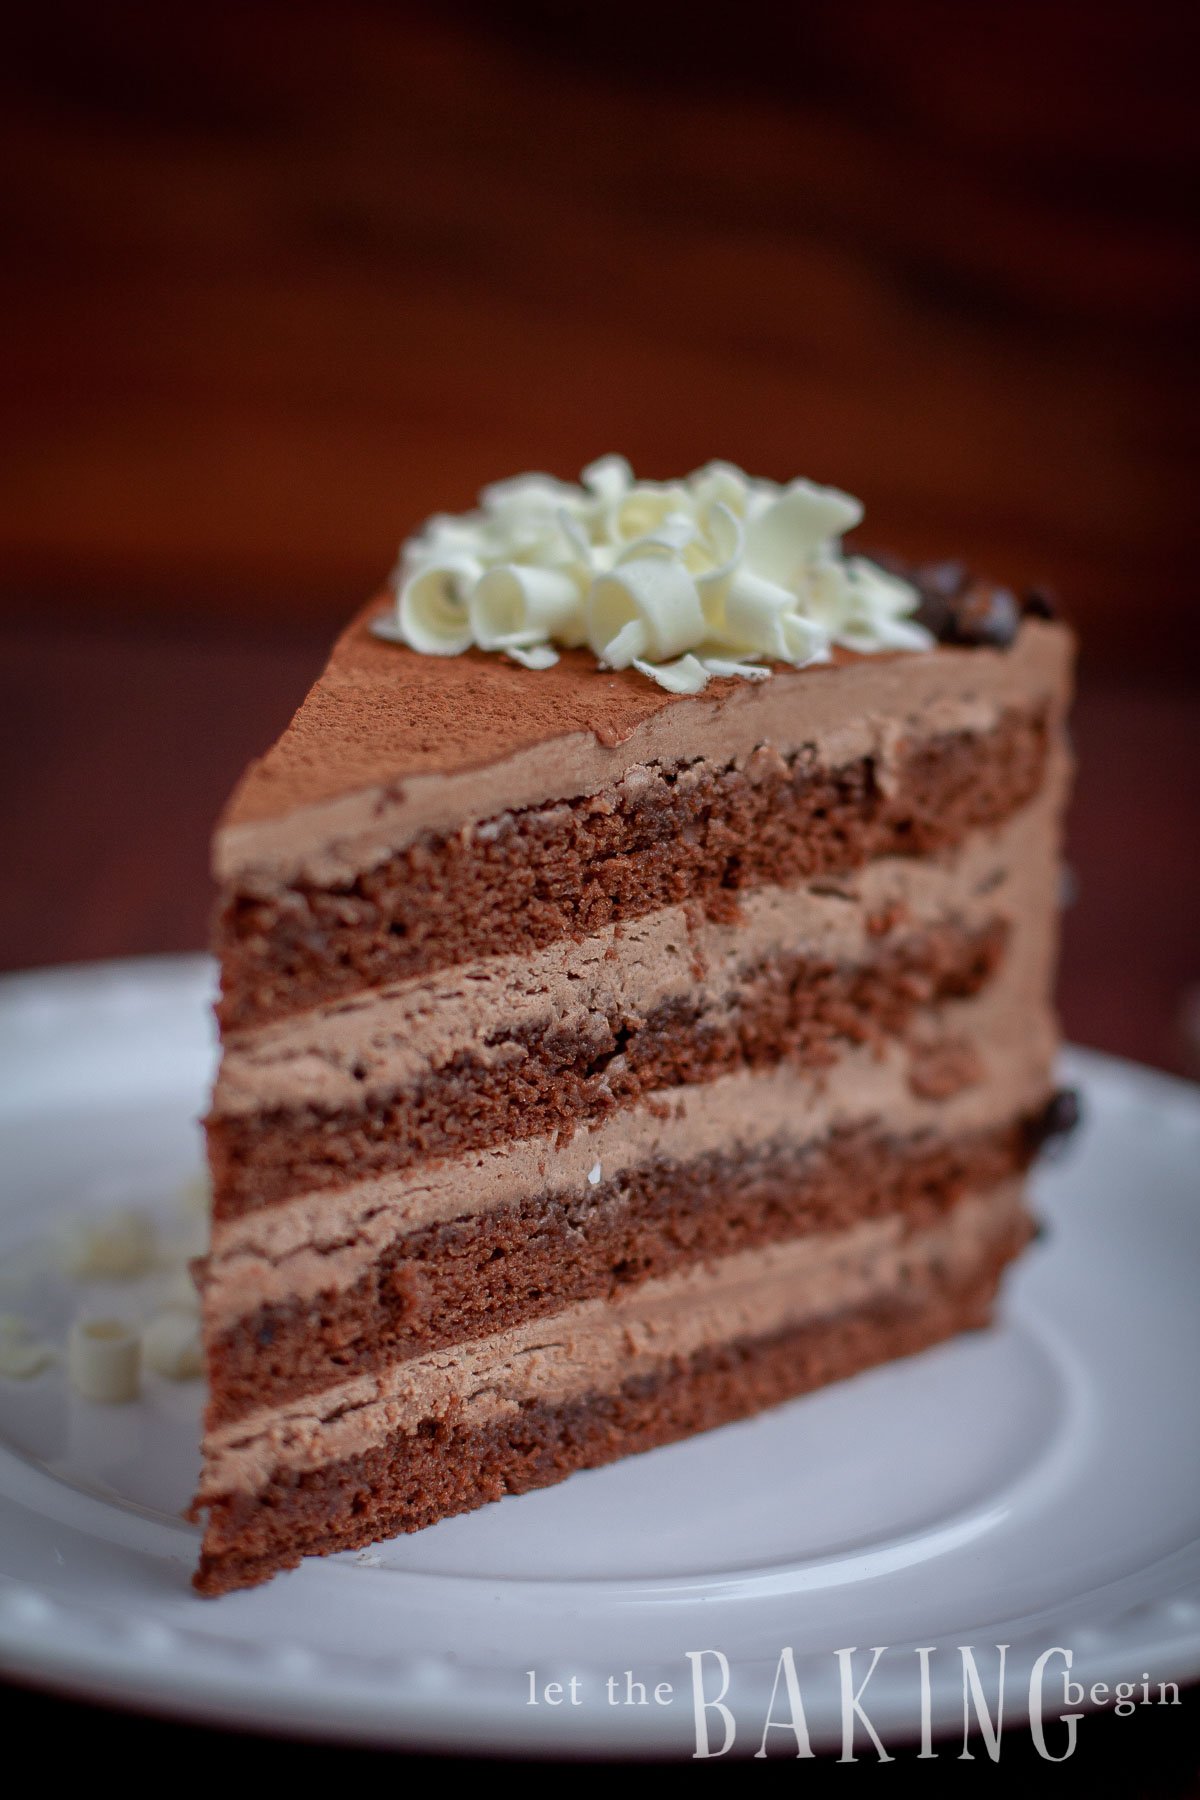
xmin=1 ymin=0 xmax=1197 ymax=1072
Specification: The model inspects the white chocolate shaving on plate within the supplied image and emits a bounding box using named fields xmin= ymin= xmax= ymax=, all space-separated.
xmin=141 ymin=1311 xmax=203 ymax=1381
xmin=0 ymin=1314 xmax=56 ymax=1380
xmin=57 ymin=1208 xmax=157 ymax=1280
xmin=164 ymin=1212 xmax=210 ymax=1266
xmin=0 ymin=1339 xmax=56 ymax=1379
xmin=158 ymin=1268 xmax=202 ymax=1314
xmin=373 ymin=458 xmax=933 ymax=692
xmin=67 ymin=1318 xmax=141 ymax=1403
xmin=179 ymin=1170 xmax=213 ymax=1218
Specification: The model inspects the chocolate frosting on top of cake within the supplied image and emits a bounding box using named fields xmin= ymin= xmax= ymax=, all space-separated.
xmin=224 ymin=598 xmax=710 ymax=825
xmin=222 ymin=588 xmax=1067 ymax=841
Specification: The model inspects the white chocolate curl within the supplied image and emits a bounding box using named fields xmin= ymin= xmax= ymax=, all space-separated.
xmin=0 ymin=1316 xmax=55 ymax=1380
xmin=179 ymin=1170 xmax=212 ymax=1218
xmin=589 ymin=558 xmax=708 ymax=666
xmin=68 ymin=1318 xmax=140 ymax=1403
xmin=398 ymin=556 xmax=479 ymax=655
xmin=160 ymin=1268 xmax=201 ymax=1314
xmin=58 ymin=1209 xmax=157 ymax=1280
xmin=0 ymin=1338 xmax=55 ymax=1379
xmin=470 ymin=564 xmax=584 ymax=649
xmin=373 ymin=460 xmax=932 ymax=692
xmin=142 ymin=1311 xmax=203 ymax=1381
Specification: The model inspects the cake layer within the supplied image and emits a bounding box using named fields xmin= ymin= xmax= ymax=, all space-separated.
xmin=204 ymin=1108 xmax=1049 ymax=1426
xmin=208 ymin=913 xmax=1006 ymax=1215
xmin=194 ymin=1184 xmax=1030 ymax=1594
xmin=217 ymin=699 xmax=1049 ymax=1031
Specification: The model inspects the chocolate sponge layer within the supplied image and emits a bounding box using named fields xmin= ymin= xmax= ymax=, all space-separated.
xmin=208 ymin=916 xmax=1007 ymax=1216
xmin=216 ymin=704 xmax=1047 ymax=1031
xmin=205 ymin=1108 xmax=1048 ymax=1426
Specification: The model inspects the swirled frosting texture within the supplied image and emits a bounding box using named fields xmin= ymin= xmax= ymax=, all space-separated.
xmin=373 ymin=458 xmax=932 ymax=692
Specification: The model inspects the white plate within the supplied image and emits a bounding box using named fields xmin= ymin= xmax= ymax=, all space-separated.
xmin=0 ymin=956 xmax=1196 ymax=1757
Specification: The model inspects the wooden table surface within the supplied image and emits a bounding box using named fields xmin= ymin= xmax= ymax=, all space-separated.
xmin=3 ymin=2 xmax=1199 ymax=674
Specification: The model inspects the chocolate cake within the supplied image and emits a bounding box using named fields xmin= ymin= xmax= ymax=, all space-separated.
xmin=192 ymin=462 xmax=1075 ymax=1595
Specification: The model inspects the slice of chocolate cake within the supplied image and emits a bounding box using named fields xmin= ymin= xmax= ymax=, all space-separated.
xmin=192 ymin=461 xmax=1074 ymax=1594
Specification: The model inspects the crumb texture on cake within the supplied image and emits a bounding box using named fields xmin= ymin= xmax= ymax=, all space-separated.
xmin=194 ymin=609 xmax=1074 ymax=1594
xmin=216 ymin=697 xmax=1048 ymax=1029
xmin=193 ymin=1202 xmax=1026 ymax=1597
xmin=203 ymin=1116 xmax=1045 ymax=1424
